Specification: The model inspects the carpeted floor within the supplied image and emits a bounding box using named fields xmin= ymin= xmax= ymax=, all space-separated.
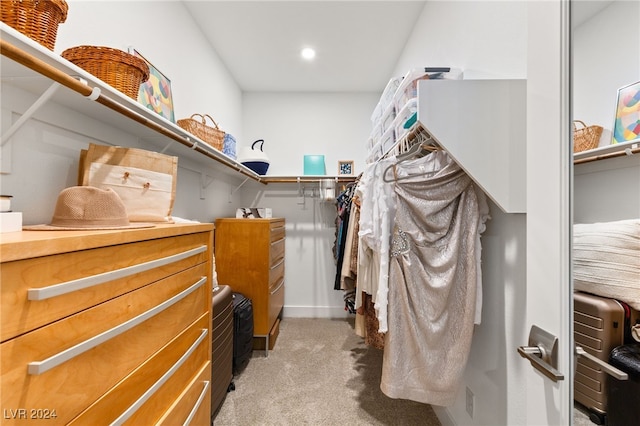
xmin=213 ymin=317 xmax=441 ymax=425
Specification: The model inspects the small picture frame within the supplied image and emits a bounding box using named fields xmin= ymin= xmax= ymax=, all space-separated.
xmin=612 ymin=80 xmax=640 ymax=145
xmin=338 ymin=160 xmax=354 ymax=175
xmin=128 ymin=47 xmax=175 ymax=123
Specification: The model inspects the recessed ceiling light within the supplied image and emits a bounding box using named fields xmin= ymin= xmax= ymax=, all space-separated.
xmin=301 ymin=47 xmax=316 ymax=61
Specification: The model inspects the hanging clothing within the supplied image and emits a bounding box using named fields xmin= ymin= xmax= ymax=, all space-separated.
xmin=380 ymin=150 xmax=490 ymax=406
xmin=356 ymin=156 xmax=397 ymax=333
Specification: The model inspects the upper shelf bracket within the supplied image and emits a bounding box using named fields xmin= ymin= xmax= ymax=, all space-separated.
xmin=1 ymin=81 xmax=60 ymax=146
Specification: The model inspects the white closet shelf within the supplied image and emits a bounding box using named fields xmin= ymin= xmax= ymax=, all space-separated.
xmin=0 ymin=24 xmax=264 ymax=184
xmin=417 ymin=79 xmax=527 ymax=213
xmin=574 ymin=140 xmax=640 ymax=164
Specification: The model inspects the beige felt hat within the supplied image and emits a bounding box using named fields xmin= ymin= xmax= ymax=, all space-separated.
xmin=24 ymin=186 xmax=155 ymax=231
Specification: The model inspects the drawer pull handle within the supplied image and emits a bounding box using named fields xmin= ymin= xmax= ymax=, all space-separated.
xmin=270 ymin=238 xmax=284 ymax=247
xmin=28 ymin=277 xmax=207 ymax=375
xmin=270 ymin=279 xmax=284 ymax=295
xmin=28 ymin=245 xmax=207 ymax=301
xmin=110 ymin=328 xmax=209 ymax=426
xmin=270 ymin=259 xmax=284 ymax=270
xmin=183 ymin=380 xmax=210 ymax=426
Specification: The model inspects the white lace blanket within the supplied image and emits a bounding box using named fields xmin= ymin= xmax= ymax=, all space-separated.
xmin=573 ymin=219 xmax=640 ymax=310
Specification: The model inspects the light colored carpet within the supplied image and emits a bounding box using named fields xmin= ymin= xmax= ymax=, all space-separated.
xmin=213 ymin=317 xmax=441 ymax=425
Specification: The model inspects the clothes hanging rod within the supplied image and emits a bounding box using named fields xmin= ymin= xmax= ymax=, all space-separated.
xmin=261 ymin=176 xmax=357 ymax=184
xmin=574 ymin=145 xmax=639 ymax=165
xmin=0 ymin=38 xmax=265 ymax=184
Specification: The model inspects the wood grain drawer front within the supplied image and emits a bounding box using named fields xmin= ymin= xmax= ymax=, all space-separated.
xmin=270 ymin=220 xmax=286 ymax=242
xmin=1 ymin=232 xmax=209 ymax=342
xmin=268 ymin=278 xmax=285 ymax=331
xmin=269 ymin=257 xmax=285 ymax=288
xmin=270 ymin=237 xmax=285 ymax=265
xmin=1 ymin=265 xmax=208 ymax=425
xmin=156 ymin=362 xmax=212 ymax=426
xmin=69 ymin=314 xmax=210 ymax=425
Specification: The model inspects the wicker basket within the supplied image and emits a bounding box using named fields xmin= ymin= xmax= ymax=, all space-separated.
xmin=573 ymin=120 xmax=603 ymax=153
xmin=177 ymin=114 xmax=225 ymax=151
xmin=1 ymin=0 xmax=68 ymax=50
xmin=61 ymin=46 xmax=150 ymax=99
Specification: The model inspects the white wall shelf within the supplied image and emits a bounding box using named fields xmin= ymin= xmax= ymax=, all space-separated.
xmin=574 ymin=140 xmax=639 ymax=165
xmin=0 ymin=24 xmax=262 ymax=184
xmin=417 ymin=79 xmax=527 ymax=213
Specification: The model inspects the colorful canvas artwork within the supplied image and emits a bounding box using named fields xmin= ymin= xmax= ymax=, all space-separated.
xmin=130 ymin=48 xmax=175 ymax=123
xmin=612 ymin=81 xmax=640 ymax=144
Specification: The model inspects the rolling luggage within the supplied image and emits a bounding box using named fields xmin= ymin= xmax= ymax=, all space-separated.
xmin=232 ymin=292 xmax=254 ymax=374
xmin=211 ymin=285 xmax=234 ymax=416
xmin=573 ymin=291 xmax=639 ymax=425
xmin=607 ymin=344 xmax=640 ymax=426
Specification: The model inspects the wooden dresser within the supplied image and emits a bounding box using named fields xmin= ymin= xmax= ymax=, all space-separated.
xmin=0 ymin=223 xmax=214 ymax=425
xmin=214 ymin=218 xmax=285 ymax=353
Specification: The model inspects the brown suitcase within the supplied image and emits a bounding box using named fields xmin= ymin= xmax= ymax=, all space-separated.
xmin=573 ymin=291 xmax=639 ymax=425
xmin=211 ymin=285 xmax=234 ymax=416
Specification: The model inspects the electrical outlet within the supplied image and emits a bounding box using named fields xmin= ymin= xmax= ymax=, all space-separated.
xmin=466 ymin=386 xmax=474 ymax=418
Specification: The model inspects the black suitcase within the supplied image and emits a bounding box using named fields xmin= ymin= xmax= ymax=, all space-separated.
xmin=232 ymin=292 xmax=254 ymax=374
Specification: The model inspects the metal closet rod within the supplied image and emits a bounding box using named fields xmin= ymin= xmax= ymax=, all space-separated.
xmin=0 ymin=39 xmax=264 ymax=184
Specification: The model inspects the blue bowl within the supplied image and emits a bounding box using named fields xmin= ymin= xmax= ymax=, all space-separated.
xmin=242 ymin=161 xmax=270 ymax=175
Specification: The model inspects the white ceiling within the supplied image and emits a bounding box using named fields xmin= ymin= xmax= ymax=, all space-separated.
xmin=182 ymin=1 xmax=427 ymax=93
xmin=182 ymin=0 xmax=616 ymax=93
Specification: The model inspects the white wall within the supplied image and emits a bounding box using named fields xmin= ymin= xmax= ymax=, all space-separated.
xmin=1 ymin=1 xmax=244 ymax=224
xmin=390 ymin=1 xmax=528 ymax=425
xmin=241 ymin=92 xmax=376 ymax=176
xmin=572 ymin=0 xmax=640 ymax=224
xmin=573 ymin=0 xmax=640 ymax=147
xmin=238 ymin=92 xmax=377 ymax=316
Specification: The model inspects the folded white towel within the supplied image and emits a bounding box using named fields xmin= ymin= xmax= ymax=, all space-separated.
xmin=573 ymin=219 xmax=640 ymax=310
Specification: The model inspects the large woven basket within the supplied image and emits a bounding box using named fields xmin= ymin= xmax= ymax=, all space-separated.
xmin=1 ymin=0 xmax=68 ymax=50
xmin=177 ymin=114 xmax=225 ymax=151
xmin=61 ymin=46 xmax=150 ymax=99
xmin=573 ymin=120 xmax=603 ymax=153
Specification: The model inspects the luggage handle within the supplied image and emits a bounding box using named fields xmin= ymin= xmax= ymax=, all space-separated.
xmin=575 ymin=345 xmax=628 ymax=380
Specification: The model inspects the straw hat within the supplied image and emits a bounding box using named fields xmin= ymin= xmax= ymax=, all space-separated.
xmin=24 ymin=186 xmax=154 ymax=230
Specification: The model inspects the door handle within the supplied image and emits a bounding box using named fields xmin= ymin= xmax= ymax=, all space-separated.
xmin=518 ymin=325 xmax=565 ymax=382
xmin=575 ymin=345 xmax=628 ymax=381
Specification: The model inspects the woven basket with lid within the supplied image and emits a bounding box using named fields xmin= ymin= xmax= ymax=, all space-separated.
xmin=61 ymin=46 xmax=150 ymax=100
xmin=1 ymin=0 xmax=69 ymax=50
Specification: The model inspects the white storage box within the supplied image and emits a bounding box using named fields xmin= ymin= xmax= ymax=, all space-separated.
xmin=393 ymin=67 xmax=463 ymax=112
xmin=1 ymin=212 xmax=22 ymax=233
xmin=393 ymin=98 xmax=418 ymax=142
xmin=380 ymin=125 xmax=396 ymax=156
xmin=236 ymin=208 xmax=272 ymax=219
xmin=380 ymin=102 xmax=396 ymax=134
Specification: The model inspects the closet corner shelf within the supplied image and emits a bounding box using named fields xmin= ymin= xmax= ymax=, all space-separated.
xmin=0 ymin=24 xmax=264 ymax=184
xmin=573 ymin=140 xmax=639 ymax=165
xmin=417 ymin=79 xmax=527 ymax=214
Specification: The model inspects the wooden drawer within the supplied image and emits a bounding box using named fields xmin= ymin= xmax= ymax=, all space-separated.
xmin=1 ymin=264 xmax=208 ymax=425
xmin=270 ymin=219 xmax=286 ymax=242
xmin=1 ymin=232 xmax=209 ymax=342
xmin=269 ymin=257 xmax=285 ymax=288
xmin=69 ymin=315 xmax=211 ymax=425
xmin=157 ymin=362 xmax=212 ymax=425
xmin=270 ymin=237 xmax=285 ymax=265
xmin=268 ymin=277 xmax=285 ymax=331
